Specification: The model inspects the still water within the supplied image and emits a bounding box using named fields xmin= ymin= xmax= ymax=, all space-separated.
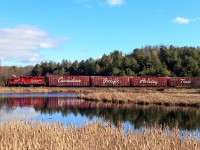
xmin=0 ymin=93 xmax=200 ymax=134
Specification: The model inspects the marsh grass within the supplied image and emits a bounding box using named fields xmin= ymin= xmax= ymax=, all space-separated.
xmin=0 ymin=120 xmax=200 ymax=150
xmin=0 ymin=86 xmax=199 ymax=94
xmin=80 ymin=89 xmax=200 ymax=107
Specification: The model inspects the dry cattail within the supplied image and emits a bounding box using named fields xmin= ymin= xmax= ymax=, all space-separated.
xmin=0 ymin=120 xmax=200 ymax=150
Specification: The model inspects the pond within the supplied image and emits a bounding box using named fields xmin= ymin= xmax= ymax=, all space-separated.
xmin=0 ymin=93 xmax=200 ymax=134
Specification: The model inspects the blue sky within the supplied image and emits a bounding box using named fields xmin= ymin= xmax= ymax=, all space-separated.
xmin=0 ymin=0 xmax=200 ymax=66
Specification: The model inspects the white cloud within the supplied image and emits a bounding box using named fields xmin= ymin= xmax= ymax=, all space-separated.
xmin=172 ymin=17 xmax=190 ymax=24
xmin=107 ymin=0 xmax=124 ymax=7
xmin=0 ymin=25 xmax=67 ymax=65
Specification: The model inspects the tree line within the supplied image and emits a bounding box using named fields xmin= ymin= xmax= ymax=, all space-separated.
xmin=0 ymin=66 xmax=33 ymax=86
xmin=32 ymin=45 xmax=200 ymax=77
xmin=1 ymin=45 xmax=200 ymax=86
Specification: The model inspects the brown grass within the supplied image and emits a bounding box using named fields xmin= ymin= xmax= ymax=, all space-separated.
xmin=0 ymin=86 xmax=199 ymax=94
xmin=80 ymin=88 xmax=200 ymax=107
xmin=0 ymin=120 xmax=200 ymax=150
xmin=0 ymin=87 xmax=83 ymax=93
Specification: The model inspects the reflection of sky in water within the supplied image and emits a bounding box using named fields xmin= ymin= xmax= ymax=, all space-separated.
xmin=35 ymin=113 xmax=105 ymax=127
xmin=0 ymin=101 xmax=107 ymax=127
xmin=179 ymin=129 xmax=200 ymax=140
xmin=0 ymin=106 xmax=39 ymax=122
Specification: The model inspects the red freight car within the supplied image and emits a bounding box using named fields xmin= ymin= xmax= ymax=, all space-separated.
xmin=192 ymin=77 xmax=200 ymax=88
xmin=47 ymin=75 xmax=90 ymax=87
xmin=90 ymin=76 xmax=130 ymax=87
xmin=131 ymin=76 xmax=168 ymax=87
xmin=167 ymin=77 xmax=193 ymax=87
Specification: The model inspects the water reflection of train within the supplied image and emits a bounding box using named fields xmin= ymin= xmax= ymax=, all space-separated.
xmin=6 ymin=75 xmax=200 ymax=88
xmin=4 ymin=97 xmax=200 ymax=130
xmin=8 ymin=97 xmax=45 ymax=108
xmin=7 ymin=97 xmax=99 ymax=109
xmin=47 ymin=97 xmax=90 ymax=108
xmin=7 ymin=97 xmax=123 ymax=109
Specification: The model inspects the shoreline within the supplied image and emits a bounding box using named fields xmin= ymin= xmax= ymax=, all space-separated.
xmin=0 ymin=87 xmax=200 ymax=108
xmin=79 ymin=88 xmax=200 ymax=107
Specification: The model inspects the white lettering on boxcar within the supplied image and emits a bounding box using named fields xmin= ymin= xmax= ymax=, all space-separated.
xmin=58 ymin=77 xmax=81 ymax=83
xmin=139 ymin=78 xmax=158 ymax=85
xmin=180 ymin=79 xmax=191 ymax=84
xmin=103 ymin=78 xmax=119 ymax=85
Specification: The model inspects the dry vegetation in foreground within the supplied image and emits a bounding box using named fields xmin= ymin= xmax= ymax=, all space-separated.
xmin=0 ymin=120 xmax=200 ymax=150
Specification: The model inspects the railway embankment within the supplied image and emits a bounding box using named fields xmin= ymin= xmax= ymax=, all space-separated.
xmin=0 ymin=87 xmax=83 ymax=93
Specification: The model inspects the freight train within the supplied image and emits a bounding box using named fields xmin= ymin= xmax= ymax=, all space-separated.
xmin=6 ymin=75 xmax=200 ymax=88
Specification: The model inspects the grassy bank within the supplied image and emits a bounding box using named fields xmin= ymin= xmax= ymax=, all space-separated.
xmin=0 ymin=86 xmax=199 ymax=94
xmin=79 ymin=88 xmax=200 ymax=107
xmin=80 ymin=92 xmax=200 ymax=106
xmin=0 ymin=87 xmax=84 ymax=93
xmin=0 ymin=120 xmax=199 ymax=150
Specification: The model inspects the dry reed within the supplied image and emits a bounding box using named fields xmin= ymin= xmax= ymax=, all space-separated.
xmin=0 ymin=87 xmax=199 ymax=94
xmin=0 ymin=120 xmax=200 ymax=150
xmin=80 ymin=90 xmax=200 ymax=107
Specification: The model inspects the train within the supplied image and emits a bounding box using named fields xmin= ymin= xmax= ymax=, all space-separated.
xmin=6 ymin=75 xmax=200 ymax=88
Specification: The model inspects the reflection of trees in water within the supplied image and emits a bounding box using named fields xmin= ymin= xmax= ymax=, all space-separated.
xmin=34 ymin=102 xmax=200 ymax=130
xmin=0 ymin=98 xmax=13 ymax=112
xmin=1 ymin=96 xmax=200 ymax=130
xmin=0 ymin=98 xmax=6 ymax=108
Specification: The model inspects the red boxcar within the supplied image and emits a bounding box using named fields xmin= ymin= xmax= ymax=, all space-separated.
xmin=90 ymin=76 xmax=130 ymax=87
xmin=47 ymin=75 xmax=90 ymax=87
xmin=192 ymin=77 xmax=200 ymax=88
xmin=131 ymin=76 xmax=168 ymax=87
xmin=167 ymin=77 xmax=193 ymax=87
